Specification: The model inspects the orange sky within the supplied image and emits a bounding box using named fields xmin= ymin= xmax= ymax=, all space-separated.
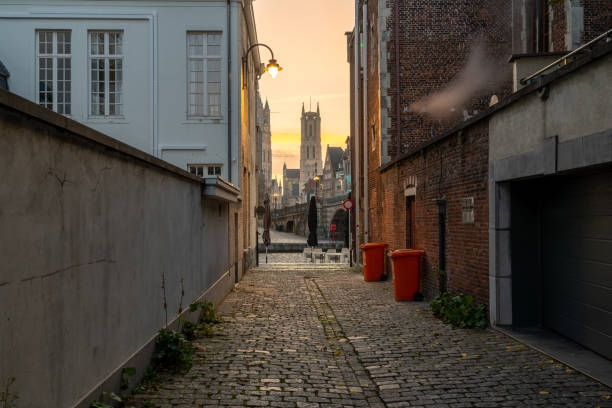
xmin=253 ymin=0 xmax=355 ymax=181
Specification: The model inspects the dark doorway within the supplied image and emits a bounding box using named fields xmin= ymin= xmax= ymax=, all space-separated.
xmin=330 ymin=209 xmax=348 ymax=246
xmin=406 ymin=196 xmax=415 ymax=249
xmin=511 ymin=166 xmax=612 ymax=359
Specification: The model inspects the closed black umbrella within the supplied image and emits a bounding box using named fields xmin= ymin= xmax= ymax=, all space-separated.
xmin=263 ymin=195 xmax=271 ymax=247
xmin=307 ymin=196 xmax=318 ymax=247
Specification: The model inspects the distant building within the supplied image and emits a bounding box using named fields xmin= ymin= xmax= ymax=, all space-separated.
xmin=322 ymin=145 xmax=346 ymax=200
xmin=299 ymin=103 xmax=322 ymax=187
xmin=269 ymin=177 xmax=282 ymax=210
xmin=257 ymin=94 xmax=272 ymax=205
xmin=282 ymin=163 xmax=301 ymax=207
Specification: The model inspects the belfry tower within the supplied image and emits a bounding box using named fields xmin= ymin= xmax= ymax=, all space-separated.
xmin=299 ymin=102 xmax=322 ymax=185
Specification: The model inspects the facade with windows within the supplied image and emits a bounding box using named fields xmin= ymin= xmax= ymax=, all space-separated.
xmin=0 ymin=0 xmax=260 ymax=187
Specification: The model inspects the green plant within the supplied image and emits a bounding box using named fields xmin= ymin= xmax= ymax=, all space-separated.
xmin=119 ymin=367 xmax=137 ymax=394
xmin=430 ymin=291 xmax=487 ymax=329
xmin=151 ymin=328 xmax=193 ymax=372
xmin=90 ymin=392 xmax=122 ymax=408
xmin=1 ymin=377 xmax=18 ymax=408
xmin=132 ymin=366 xmax=158 ymax=394
xmin=180 ymin=318 xmax=198 ymax=340
xmin=189 ymin=301 xmax=221 ymax=324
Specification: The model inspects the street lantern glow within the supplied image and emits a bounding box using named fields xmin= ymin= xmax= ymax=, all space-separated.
xmin=265 ymin=59 xmax=282 ymax=79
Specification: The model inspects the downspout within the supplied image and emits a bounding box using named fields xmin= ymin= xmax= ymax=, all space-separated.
xmin=227 ymin=0 xmax=233 ymax=183
xmin=362 ymin=1 xmax=369 ymax=244
xmin=394 ymin=0 xmax=400 ymax=157
xmin=437 ymin=198 xmax=447 ymax=293
xmin=353 ymin=0 xmax=361 ymax=263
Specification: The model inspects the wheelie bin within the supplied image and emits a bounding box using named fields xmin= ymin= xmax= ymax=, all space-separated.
xmin=360 ymin=243 xmax=388 ymax=281
xmin=390 ymin=249 xmax=424 ymax=300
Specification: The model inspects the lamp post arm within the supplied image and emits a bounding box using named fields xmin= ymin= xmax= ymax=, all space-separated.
xmin=245 ymin=43 xmax=275 ymax=61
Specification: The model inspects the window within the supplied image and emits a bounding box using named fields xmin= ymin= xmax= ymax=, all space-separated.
xmin=188 ymin=164 xmax=222 ymax=177
xmin=89 ymin=31 xmax=123 ymax=117
xmin=187 ymin=32 xmax=222 ymax=117
xmin=37 ymin=30 xmax=71 ymax=114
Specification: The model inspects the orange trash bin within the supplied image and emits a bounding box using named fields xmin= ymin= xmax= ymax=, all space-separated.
xmin=390 ymin=249 xmax=424 ymax=300
xmin=360 ymin=243 xmax=388 ymax=281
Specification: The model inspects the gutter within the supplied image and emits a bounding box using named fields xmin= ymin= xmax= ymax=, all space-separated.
xmin=203 ymin=176 xmax=240 ymax=203
xmin=362 ymin=1 xmax=369 ymax=244
xmin=227 ymin=0 xmax=233 ymax=183
xmin=353 ymin=0 xmax=361 ymax=263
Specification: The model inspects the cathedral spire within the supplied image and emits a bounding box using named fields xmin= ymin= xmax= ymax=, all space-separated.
xmin=317 ymin=102 xmax=320 ymax=115
xmin=302 ymin=102 xmax=305 ymax=115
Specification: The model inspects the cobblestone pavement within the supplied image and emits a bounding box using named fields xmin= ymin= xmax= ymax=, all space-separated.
xmin=131 ymin=265 xmax=611 ymax=407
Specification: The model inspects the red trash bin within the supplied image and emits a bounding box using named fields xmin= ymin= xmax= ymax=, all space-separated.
xmin=360 ymin=243 xmax=388 ymax=282
xmin=390 ymin=249 xmax=424 ymax=300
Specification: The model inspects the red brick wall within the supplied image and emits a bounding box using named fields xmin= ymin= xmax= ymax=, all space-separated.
xmin=384 ymin=0 xmax=512 ymax=156
xmin=373 ymin=119 xmax=490 ymax=306
xmin=582 ymin=0 xmax=612 ymax=43
xmin=550 ymin=4 xmax=567 ymax=51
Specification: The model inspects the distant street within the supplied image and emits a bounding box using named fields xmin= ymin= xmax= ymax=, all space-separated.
xmin=259 ymin=227 xmax=307 ymax=244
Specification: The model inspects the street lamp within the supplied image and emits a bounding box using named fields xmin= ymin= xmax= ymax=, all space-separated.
xmin=243 ymin=43 xmax=283 ymax=84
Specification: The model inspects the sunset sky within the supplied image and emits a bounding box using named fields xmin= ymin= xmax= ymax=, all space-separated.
xmin=253 ymin=0 xmax=355 ymax=181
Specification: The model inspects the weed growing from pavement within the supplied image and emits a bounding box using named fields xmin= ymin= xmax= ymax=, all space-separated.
xmin=430 ymin=291 xmax=488 ymax=329
xmin=0 ymin=377 xmax=18 ymax=408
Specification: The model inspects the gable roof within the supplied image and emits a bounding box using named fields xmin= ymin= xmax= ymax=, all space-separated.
xmin=326 ymin=147 xmax=344 ymax=172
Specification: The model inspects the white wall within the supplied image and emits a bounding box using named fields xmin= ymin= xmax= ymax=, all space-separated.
xmin=0 ymin=0 xmax=246 ymax=183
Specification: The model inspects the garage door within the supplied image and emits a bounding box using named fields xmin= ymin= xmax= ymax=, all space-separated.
xmin=542 ymin=169 xmax=612 ymax=360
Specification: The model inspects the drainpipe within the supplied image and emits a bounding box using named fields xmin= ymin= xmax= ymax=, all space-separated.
xmin=227 ymin=0 xmax=233 ymax=183
xmin=353 ymin=0 xmax=361 ymax=263
xmin=436 ymin=198 xmax=447 ymax=293
xmin=394 ymin=0 xmax=400 ymax=157
xmin=362 ymin=1 xmax=369 ymax=244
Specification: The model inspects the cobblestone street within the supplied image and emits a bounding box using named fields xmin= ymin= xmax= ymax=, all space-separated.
xmin=131 ymin=265 xmax=611 ymax=407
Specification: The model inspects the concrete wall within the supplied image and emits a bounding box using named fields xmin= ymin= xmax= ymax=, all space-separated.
xmin=488 ymin=44 xmax=612 ymax=325
xmin=0 ymin=89 xmax=238 ymax=408
xmin=491 ymin=51 xmax=612 ymax=163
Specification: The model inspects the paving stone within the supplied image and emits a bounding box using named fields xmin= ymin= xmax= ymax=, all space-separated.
xmin=129 ymin=265 xmax=612 ymax=408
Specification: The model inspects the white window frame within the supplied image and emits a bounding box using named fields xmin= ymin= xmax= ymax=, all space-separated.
xmin=188 ymin=164 xmax=223 ymax=178
xmin=88 ymin=30 xmax=124 ymax=118
xmin=186 ymin=31 xmax=222 ymax=119
xmin=36 ymin=30 xmax=72 ymax=115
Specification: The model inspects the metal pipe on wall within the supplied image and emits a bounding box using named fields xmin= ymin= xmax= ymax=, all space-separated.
xmin=227 ymin=0 xmax=233 ymax=183
xmin=394 ymin=0 xmax=401 ymax=157
xmin=437 ymin=198 xmax=447 ymax=293
xmin=362 ymin=1 xmax=369 ymax=244
xmin=353 ymin=0 xmax=361 ymax=264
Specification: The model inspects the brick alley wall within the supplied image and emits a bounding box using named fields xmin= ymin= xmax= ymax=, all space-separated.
xmin=384 ymin=0 xmax=512 ymax=156
xmin=376 ymin=119 xmax=491 ymax=306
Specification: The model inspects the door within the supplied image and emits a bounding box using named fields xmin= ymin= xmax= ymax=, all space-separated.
xmin=541 ymin=169 xmax=612 ymax=359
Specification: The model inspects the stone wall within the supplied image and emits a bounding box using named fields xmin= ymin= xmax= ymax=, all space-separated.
xmin=0 ymin=90 xmax=238 ymax=408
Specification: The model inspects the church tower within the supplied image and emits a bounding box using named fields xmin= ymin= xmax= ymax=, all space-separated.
xmin=299 ymin=102 xmax=322 ymax=185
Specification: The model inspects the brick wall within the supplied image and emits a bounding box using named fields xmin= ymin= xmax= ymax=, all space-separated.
xmin=384 ymin=0 xmax=512 ymax=156
xmin=582 ymin=0 xmax=612 ymax=43
xmin=550 ymin=4 xmax=567 ymax=51
xmin=374 ymin=119 xmax=491 ymax=306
